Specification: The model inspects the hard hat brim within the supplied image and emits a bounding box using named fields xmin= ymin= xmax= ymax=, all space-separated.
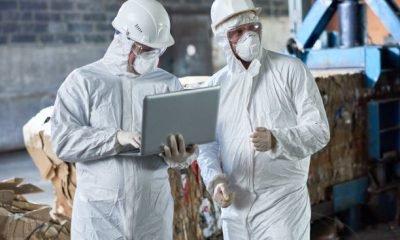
xmin=212 ymin=7 xmax=262 ymax=32
xmin=146 ymin=33 xmax=175 ymax=49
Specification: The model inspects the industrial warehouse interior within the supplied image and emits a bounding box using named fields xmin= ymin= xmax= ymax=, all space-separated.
xmin=0 ymin=0 xmax=400 ymax=239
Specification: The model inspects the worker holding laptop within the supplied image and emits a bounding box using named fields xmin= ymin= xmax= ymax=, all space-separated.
xmin=51 ymin=0 xmax=197 ymax=239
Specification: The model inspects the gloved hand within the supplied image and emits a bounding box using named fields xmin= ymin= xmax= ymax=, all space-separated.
xmin=250 ymin=127 xmax=277 ymax=152
xmin=163 ymin=134 xmax=198 ymax=163
xmin=117 ymin=130 xmax=141 ymax=148
xmin=213 ymin=182 xmax=234 ymax=208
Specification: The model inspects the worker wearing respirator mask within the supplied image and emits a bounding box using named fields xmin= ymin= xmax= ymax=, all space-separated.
xmin=196 ymin=0 xmax=330 ymax=239
xmin=51 ymin=0 xmax=197 ymax=239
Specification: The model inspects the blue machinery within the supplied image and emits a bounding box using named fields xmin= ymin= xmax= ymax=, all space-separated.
xmin=287 ymin=0 xmax=400 ymax=88
xmin=290 ymin=0 xmax=400 ymax=228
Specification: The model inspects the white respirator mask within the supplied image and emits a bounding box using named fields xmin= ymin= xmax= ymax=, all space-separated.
xmin=235 ymin=31 xmax=261 ymax=62
xmin=132 ymin=52 xmax=159 ymax=75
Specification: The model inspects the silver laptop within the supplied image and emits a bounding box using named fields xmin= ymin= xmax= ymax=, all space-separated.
xmin=119 ymin=86 xmax=220 ymax=156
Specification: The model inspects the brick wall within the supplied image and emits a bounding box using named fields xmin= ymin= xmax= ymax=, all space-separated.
xmin=0 ymin=0 xmax=288 ymax=45
xmin=0 ymin=0 xmax=117 ymax=45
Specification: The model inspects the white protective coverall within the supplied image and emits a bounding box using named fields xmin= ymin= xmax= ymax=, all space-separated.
xmin=51 ymin=33 xmax=186 ymax=239
xmin=197 ymin=16 xmax=330 ymax=240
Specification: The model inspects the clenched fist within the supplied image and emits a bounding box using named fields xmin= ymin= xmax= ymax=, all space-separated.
xmin=213 ymin=182 xmax=234 ymax=208
xmin=250 ymin=127 xmax=276 ymax=152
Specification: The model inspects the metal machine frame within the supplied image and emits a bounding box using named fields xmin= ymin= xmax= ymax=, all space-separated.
xmin=288 ymin=0 xmax=400 ymax=88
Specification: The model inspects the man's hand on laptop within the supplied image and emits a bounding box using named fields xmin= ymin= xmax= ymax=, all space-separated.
xmin=163 ymin=134 xmax=198 ymax=163
xmin=117 ymin=130 xmax=141 ymax=148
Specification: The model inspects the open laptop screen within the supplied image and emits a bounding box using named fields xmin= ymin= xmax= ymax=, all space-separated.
xmin=119 ymin=86 xmax=220 ymax=157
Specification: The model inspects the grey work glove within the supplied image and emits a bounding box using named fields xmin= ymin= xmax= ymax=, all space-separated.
xmin=117 ymin=130 xmax=141 ymax=148
xmin=213 ymin=181 xmax=234 ymax=208
xmin=163 ymin=134 xmax=198 ymax=163
xmin=250 ymin=127 xmax=277 ymax=152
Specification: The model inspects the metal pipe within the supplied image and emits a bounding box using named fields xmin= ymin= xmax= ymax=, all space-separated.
xmin=339 ymin=0 xmax=366 ymax=48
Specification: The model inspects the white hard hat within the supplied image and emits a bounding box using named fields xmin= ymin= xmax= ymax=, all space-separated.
xmin=211 ymin=0 xmax=261 ymax=31
xmin=112 ymin=0 xmax=174 ymax=49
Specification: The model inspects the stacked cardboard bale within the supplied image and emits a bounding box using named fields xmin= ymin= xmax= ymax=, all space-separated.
xmin=23 ymin=107 xmax=76 ymax=219
xmin=308 ymin=72 xmax=369 ymax=204
xmin=169 ymin=163 xmax=221 ymax=240
xmin=0 ymin=178 xmax=70 ymax=239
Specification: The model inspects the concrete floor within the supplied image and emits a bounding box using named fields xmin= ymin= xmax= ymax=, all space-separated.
xmin=0 ymin=150 xmax=53 ymax=207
